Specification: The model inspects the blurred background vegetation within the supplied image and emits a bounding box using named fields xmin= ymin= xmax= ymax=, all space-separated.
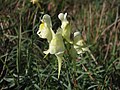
xmin=0 ymin=0 xmax=120 ymax=89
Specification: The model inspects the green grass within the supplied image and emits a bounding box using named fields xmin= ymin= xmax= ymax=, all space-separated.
xmin=0 ymin=0 xmax=120 ymax=89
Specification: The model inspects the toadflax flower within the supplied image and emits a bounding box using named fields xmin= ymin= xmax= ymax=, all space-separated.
xmin=50 ymin=33 xmax=65 ymax=78
xmin=73 ymin=31 xmax=98 ymax=65
xmin=37 ymin=14 xmax=54 ymax=43
xmin=37 ymin=14 xmax=66 ymax=78
xmin=73 ymin=31 xmax=89 ymax=54
xmin=30 ymin=0 xmax=38 ymax=4
xmin=44 ymin=29 xmax=65 ymax=78
xmin=58 ymin=13 xmax=72 ymax=43
xmin=49 ymin=30 xmax=65 ymax=55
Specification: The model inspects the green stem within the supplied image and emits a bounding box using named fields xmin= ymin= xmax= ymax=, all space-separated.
xmin=17 ymin=13 xmax=22 ymax=88
xmin=73 ymin=58 xmax=77 ymax=75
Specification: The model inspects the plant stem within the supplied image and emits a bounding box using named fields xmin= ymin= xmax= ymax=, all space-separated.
xmin=17 ymin=13 xmax=22 ymax=89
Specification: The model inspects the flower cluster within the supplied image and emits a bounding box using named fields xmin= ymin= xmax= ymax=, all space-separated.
xmin=37 ymin=13 xmax=88 ymax=78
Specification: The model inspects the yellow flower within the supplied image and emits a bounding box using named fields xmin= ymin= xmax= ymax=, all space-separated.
xmin=49 ymin=32 xmax=65 ymax=55
xmin=58 ymin=13 xmax=68 ymax=30
xmin=58 ymin=13 xmax=72 ymax=43
xmin=73 ymin=31 xmax=88 ymax=54
xmin=47 ymin=30 xmax=65 ymax=78
xmin=43 ymin=28 xmax=65 ymax=78
xmin=30 ymin=0 xmax=38 ymax=4
xmin=37 ymin=14 xmax=54 ymax=43
xmin=73 ymin=31 xmax=98 ymax=65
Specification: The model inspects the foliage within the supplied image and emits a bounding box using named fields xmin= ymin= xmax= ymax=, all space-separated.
xmin=0 ymin=0 xmax=120 ymax=89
